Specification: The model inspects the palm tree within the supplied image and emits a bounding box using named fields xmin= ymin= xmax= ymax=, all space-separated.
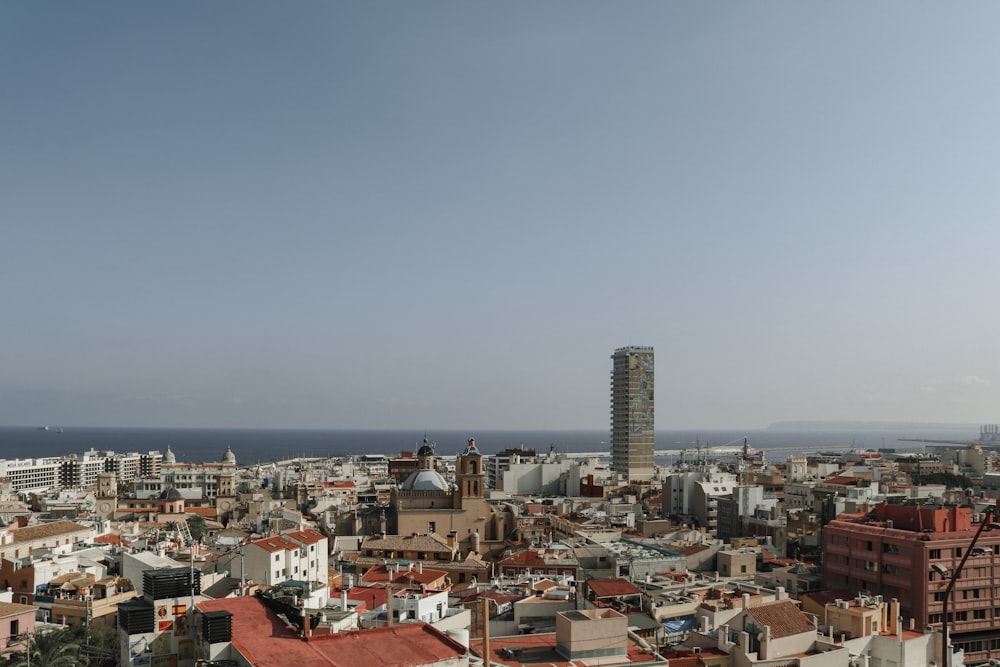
xmin=10 ymin=628 xmax=80 ymax=667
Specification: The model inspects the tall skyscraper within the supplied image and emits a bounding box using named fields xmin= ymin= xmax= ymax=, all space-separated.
xmin=610 ymin=346 xmax=655 ymax=480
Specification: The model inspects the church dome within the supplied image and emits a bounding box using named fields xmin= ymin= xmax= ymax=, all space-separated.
xmin=222 ymin=446 xmax=236 ymax=464
xmin=401 ymin=469 xmax=449 ymax=492
xmin=417 ymin=436 xmax=435 ymax=458
xmin=159 ymin=487 xmax=183 ymax=501
xmin=163 ymin=446 xmax=176 ymax=464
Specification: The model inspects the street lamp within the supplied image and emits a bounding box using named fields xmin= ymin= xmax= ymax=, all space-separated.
xmin=936 ymin=507 xmax=1000 ymax=667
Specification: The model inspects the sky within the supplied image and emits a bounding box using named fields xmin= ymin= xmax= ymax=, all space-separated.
xmin=3 ymin=2 xmax=1000 ymax=431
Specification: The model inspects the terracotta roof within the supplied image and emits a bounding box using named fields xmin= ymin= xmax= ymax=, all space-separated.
xmin=197 ymin=596 xmax=465 ymax=666
xmin=681 ymin=544 xmax=710 ymax=556
xmin=0 ymin=602 xmax=36 ymax=618
xmin=361 ymin=533 xmax=453 ymax=552
xmin=285 ymin=529 xmax=325 ymax=546
xmin=587 ymin=578 xmax=642 ymax=598
xmin=361 ymin=564 xmax=448 ymax=587
xmin=472 ymin=631 xmax=661 ymax=667
xmin=185 ymin=507 xmax=219 ymax=518
xmin=11 ymin=520 xmax=90 ymax=543
xmin=250 ymin=535 xmax=300 ymax=553
xmin=746 ymin=600 xmax=815 ymax=639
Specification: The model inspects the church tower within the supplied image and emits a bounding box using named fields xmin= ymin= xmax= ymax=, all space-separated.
xmin=216 ymin=472 xmax=237 ymax=522
xmin=95 ymin=472 xmax=117 ymax=520
xmin=456 ymin=438 xmax=485 ymax=504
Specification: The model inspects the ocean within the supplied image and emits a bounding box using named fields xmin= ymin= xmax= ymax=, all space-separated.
xmin=0 ymin=423 xmax=983 ymax=465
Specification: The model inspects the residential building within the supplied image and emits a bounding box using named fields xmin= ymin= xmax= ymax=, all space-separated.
xmin=242 ymin=528 xmax=328 ymax=601
xmin=609 ymin=346 xmax=654 ymax=481
xmin=822 ymin=502 xmax=1000 ymax=665
xmin=0 ymin=520 xmax=94 ymax=562
xmin=0 ymin=601 xmax=37 ymax=661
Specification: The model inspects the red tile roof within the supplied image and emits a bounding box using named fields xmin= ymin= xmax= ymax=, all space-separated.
xmin=587 ymin=578 xmax=642 ymax=598
xmin=250 ymin=535 xmax=300 ymax=553
xmin=746 ymin=600 xmax=815 ymax=639
xmin=361 ymin=564 xmax=448 ymax=588
xmin=197 ymin=597 xmax=465 ymax=666
xmin=11 ymin=520 xmax=90 ymax=542
xmin=285 ymin=529 xmax=326 ymax=545
xmin=185 ymin=507 xmax=218 ymax=518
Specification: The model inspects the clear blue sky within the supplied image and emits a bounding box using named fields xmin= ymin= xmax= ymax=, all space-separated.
xmin=4 ymin=2 xmax=1000 ymax=430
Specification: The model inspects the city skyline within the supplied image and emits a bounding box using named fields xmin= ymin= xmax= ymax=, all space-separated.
xmin=5 ymin=3 xmax=1000 ymax=431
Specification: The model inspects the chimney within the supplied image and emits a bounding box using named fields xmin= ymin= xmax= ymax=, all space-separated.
xmin=718 ymin=625 xmax=730 ymax=650
xmin=700 ymin=616 xmax=709 ymax=632
xmin=417 ymin=561 xmax=423 ymax=574
xmin=742 ymin=593 xmax=751 ymax=609
xmin=341 ymin=589 xmax=348 ymax=611
xmin=776 ymin=586 xmax=786 ymax=600
xmin=386 ymin=587 xmax=393 ymax=628
xmin=739 ymin=631 xmax=750 ymax=653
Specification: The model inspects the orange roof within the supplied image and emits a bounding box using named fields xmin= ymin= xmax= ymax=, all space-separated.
xmin=250 ymin=535 xmax=300 ymax=553
xmin=587 ymin=578 xmax=642 ymax=598
xmin=746 ymin=600 xmax=815 ymax=639
xmin=361 ymin=564 xmax=447 ymax=588
xmin=197 ymin=597 xmax=465 ymax=666
xmin=472 ymin=632 xmax=660 ymax=667
xmin=185 ymin=507 xmax=218 ymax=518
xmin=11 ymin=520 xmax=90 ymax=543
xmin=285 ymin=529 xmax=325 ymax=545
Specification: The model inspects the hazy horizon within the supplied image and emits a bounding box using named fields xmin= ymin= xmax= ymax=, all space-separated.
xmin=5 ymin=3 xmax=1000 ymax=430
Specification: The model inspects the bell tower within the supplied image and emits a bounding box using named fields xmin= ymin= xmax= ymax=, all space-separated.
xmin=456 ymin=438 xmax=484 ymax=502
xmin=95 ymin=472 xmax=117 ymax=520
xmin=216 ymin=472 xmax=237 ymax=522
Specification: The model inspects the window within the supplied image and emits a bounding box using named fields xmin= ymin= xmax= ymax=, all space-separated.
xmin=930 ymin=549 xmax=942 ymax=559
xmin=10 ymin=620 xmax=17 ymax=636
xmin=428 ymin=522 xmax=436 ymax=534
xmin=274 ymin=554 xmax=280 ymax=562
xmin=956 ymin=611 xmax=968 ymax=621
xmin=741 ymin=565 xmax=747 ymax=573
xmin=975 ymin=609 xmax=987 ymax=620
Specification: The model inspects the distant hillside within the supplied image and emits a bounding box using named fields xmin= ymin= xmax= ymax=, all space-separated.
xmin=766 ymin=420 xmax=979 ymax=432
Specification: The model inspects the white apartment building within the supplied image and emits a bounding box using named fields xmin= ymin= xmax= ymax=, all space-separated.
xmin=0 ymin=450 xmax=162 ymax=493
xmin=241 ymin=529 xmax=329 ymax=604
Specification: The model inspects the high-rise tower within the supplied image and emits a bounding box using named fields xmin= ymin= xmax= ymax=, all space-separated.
xmin=610 ymin=346 xmax=655 ymax=480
